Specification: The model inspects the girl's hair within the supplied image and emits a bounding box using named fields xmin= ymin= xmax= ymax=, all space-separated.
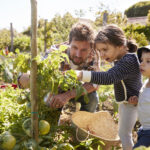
xmin=95 ymin=24 xmax=137 ymax=53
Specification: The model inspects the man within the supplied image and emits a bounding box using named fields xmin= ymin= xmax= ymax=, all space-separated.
xmin=18 ymin=22 xmax=100 ymax=114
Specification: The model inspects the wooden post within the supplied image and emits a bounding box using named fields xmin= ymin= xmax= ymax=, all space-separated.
xmin=10 ymin=23 xmax=14 ymax=52
xmin=44 ymin=19 xmax=47 ymax=52
xmin=103 ymin=12 xmax=108 ymax=26
xmin=30 ymin=0 xmax=38 ymax=145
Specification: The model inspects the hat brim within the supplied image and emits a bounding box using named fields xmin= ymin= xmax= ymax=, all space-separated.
xmin=137 ymin=45 xmax=150 ymax=62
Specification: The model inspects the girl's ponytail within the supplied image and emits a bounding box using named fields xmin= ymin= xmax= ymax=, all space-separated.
xmin=127 ymin=40 xmax=138 ymax=53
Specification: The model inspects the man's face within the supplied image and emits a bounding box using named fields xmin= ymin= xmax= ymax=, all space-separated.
xmin=140 ymin=52 xmax=150 ymax=77
xmin=69 ymin=39 xmax=91 ymax=65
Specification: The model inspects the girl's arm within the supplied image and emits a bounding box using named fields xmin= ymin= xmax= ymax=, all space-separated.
xmin=77 ymin=54 xmax=139 ymax=85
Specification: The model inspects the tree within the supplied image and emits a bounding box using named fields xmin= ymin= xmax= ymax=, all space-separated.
xmin=147 ymin=10 xmax=150 ymax=24
xmin=47 ymin=12 xmax=78 ymax=45
xmin=0 ymin=29 xmax=11 ymax=50
xmin=22 ymin=12 xmax=77 ymax=51
xmin=13 ymin=35 xmax=30 ymax=51
xmin=21 ymin=13 xmax=77 ymax=51
xmin=95 ymin=11 xmax=127 ymax=27
xmin=124 ymin=24 xmax=150 ymax=42
xmin=0 ymin=29 xmax=20 ymax=50
xmin=123 ymin=24 xmax=149 ymax=46
xmin=125 ymin=31 xmax=148 ymax=47
xmin=125 ymin=1 xmax=150 ymax=17
xmin=74 ymin=9 xmax=85 ymax=18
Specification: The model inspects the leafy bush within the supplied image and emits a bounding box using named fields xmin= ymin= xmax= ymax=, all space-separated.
xmin=134 ymin=146 xmax=150 ymax=150
xmin=23 ymin=12 xmax=78 ymax=49
xmin=125 ymin=1 xmax=150 ymax=17
xmin=0 ymin=29 xmax=11 ymax=50
xmin=0 ymin=87 xmax=30 ymax=134
xmin=13 ymin=35 xmax=44 ymax=52
xmin=123 ymin=24 xmax=150 ymax=45
xmin=13 ymin=35 xmax=30 ymax=52
xmin=133 ymin=24 xmax=150 ymax=41
xmin=125 ymin=31 xmax=148 ymax=47
xmin=95 ymin=11 xmax=127 ymax=27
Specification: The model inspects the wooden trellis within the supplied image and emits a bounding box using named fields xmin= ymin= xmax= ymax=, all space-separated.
xmin=30 ymin=0 xmax=38 ymax=145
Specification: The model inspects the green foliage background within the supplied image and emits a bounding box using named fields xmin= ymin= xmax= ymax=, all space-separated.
xmin=0 ymin=7 xmax=150 ymax=53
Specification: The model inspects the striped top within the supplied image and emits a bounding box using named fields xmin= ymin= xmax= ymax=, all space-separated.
xmin=90 ymin=53 xmax=142 ymax=102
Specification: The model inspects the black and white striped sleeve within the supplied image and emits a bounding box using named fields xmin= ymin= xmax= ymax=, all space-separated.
xmin=82 ymin=54 xmax=139 ymax=85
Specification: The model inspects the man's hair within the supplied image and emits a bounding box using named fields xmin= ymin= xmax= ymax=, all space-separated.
xmin=69 ymin=22 xmax=94 ymax=47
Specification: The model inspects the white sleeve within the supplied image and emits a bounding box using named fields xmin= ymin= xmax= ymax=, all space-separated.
xmin=82 ymin=71 xmax=98 ymax=88
xmin=82 ymin=71 xmax=92 ymax=82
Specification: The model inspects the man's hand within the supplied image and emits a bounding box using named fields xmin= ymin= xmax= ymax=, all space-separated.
xmin=45 ymin=82 xmax=98 ymax=109
xmin=83 ymin=82 xmax=98 ymax=93
xmin=46 ymin=92 xmax=70 ymax=109
xmin=18 ymin=73 xmax=30 ymax=89
xmin=128 ymin=96 xmax=138 ymax=105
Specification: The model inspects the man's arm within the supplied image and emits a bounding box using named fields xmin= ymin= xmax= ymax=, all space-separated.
xmin=65 ymin=82 xmax=98 ymax=98
xmin=18 ymin=72 xmax=99 ymax=108
xmin=47 ymin=82 xmax=98 ymax=108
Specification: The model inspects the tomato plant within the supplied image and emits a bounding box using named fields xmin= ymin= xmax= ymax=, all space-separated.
xmin=0 ymin=45 xmax=90 ymax=149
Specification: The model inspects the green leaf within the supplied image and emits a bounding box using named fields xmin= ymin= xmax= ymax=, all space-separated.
xmin=59 ymin=45 xmax=68 ymax=51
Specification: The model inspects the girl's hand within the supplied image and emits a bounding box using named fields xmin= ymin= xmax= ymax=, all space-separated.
xmin=75 ymin=70 xmax=83 ymax=80
xmin=128 ymin=96 xmax=138 ymax=105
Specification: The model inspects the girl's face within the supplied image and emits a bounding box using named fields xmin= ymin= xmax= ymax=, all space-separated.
xmin=140 ymin=52 xmax=150 ymax=78
xmin=95 ymin=42 xmax=125 ymax=62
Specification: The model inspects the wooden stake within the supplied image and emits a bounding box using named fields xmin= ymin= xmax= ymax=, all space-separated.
xmin=30 ymin=0 xmax=38 ymax=144
xmin=44 ymin=19 xmax=47 ymax=52
xmin=10 ymin=23 xmax=14 ymax=52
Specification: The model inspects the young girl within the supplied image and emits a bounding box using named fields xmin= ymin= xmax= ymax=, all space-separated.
xmin=130 ymin=45 xmax=150 ymax=148
xmin=76 ymin=24 xmax=142 ymax=150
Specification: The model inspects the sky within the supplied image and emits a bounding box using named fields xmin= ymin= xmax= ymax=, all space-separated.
xmin=0 ymin=0 xmax=148 ymax=32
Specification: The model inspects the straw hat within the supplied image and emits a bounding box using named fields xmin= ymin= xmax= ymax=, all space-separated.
xmin=71 ymin=111 xmax=120 ymax=146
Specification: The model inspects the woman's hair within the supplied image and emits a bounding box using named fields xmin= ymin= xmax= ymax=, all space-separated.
xmin=69 ymin=22 xmax=94 ymax=47
xmin=95 ymin=24 xmax=137 ymax=53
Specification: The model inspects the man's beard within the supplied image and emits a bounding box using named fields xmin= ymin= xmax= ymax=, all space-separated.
xmin=70 ymin=56 xmax=84 ymax=65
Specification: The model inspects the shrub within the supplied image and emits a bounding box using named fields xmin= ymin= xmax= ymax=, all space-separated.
xmin=125 ymin=1 xmax=150 ymax=17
